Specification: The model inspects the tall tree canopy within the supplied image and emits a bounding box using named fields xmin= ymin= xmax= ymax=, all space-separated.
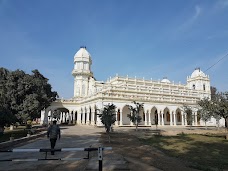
xmin=0 ymin=67 xmax=58 ymax=126
xmin=198 ymin=91 xmax=228 ymax=129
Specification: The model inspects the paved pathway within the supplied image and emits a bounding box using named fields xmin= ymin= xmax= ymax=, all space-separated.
xmin=0 ymin=125 xmax=106 ymax=171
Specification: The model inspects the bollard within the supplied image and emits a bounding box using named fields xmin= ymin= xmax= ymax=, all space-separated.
xmin=98 ymin=147 xmax=103 ymax=171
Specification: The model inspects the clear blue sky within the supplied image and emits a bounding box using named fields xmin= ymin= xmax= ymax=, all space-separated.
xmin=0 ymin=0 xmax=228 ymax=98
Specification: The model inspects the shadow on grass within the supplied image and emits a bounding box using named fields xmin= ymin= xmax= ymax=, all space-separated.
xmin=140 ymin=133 xmax=228 ymax=171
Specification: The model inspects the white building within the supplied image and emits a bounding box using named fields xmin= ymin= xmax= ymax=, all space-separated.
xmin=40 ymin=46 xmax=225 ymax=127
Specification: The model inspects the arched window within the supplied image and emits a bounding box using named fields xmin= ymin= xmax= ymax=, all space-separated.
xmin=203 ymin=84 xmax=206 ymax=91
xmin=193 ymin=84 xmax=195 ymax=90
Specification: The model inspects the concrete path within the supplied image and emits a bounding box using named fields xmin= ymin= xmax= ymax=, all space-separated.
xmin=0 ymin=125 xmax=110 ymax=171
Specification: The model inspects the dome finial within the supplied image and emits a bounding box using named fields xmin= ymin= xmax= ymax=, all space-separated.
xmin=80 ymin=45 xmax=86 ymax=49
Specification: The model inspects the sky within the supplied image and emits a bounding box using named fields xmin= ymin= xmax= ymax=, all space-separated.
xmin=0 ymin=0 xmax=228 ymax=99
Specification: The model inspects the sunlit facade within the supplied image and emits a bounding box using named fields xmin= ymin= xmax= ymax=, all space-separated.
xmin=40 ymin=47 xmax=225 ymax=127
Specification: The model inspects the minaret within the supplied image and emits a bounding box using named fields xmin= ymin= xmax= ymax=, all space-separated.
xmin=187 ymin=68 xmax=211 ymax=98
xmin=72 ymin=46 xmax=93 ymax=98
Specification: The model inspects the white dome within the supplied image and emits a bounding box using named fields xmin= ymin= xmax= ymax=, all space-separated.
xmin=74 ymin=46 xmax=91 ymax=58
xmin=191 ymin=68 xmax=206 ymax=78
xmin=161 ymin=77 xmax=171 ymax=83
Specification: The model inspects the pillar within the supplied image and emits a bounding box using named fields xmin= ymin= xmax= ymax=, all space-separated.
xmin=86 ymin=110 xmax=90 ymax=125
xmin=120 ymin=111 xmax=123 ymax=126
xmin=148 ymin=112 xmax=151 ymax=126
xmin=130 ymin=111 xmax=134 ymax=126
xmin=170 ymin=112 xmax=173 ymax=126
xmin=192 ymin=112 xmax=195 ymax=126
xmin=158 ymin=112 xmax=161 ymax=126
xmin=82 ymin=111 xmax=86 ymax=125
xmin=195 ymin=112 xmax=198 ymax=126
xmin=161 ymin=112 xmax=164 ymax=126
xmin=144 ymin=111 xmax=148 ymax=126
xmin=181 ymin=111 xmax=184 ymax=126
xmin=77 ymin=113 xmax=81 ymax=124
xmin=184 ymin=114 xmax=187 ymax=126
xmin=173 ymin=112 xmax=176 ymax=126
xmin=91 ymin=109 xmax=95 ymax=125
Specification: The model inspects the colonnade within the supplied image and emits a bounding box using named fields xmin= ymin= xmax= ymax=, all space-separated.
xmin=41 ymin=104 xmax=199 ymax=127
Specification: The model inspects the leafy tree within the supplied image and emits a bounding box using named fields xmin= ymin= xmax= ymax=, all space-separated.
xmin=127 ymin=101 xmax=143 ymax=131
xmin=198 ymin=98 xmax=213 ymax=130
xmin=0 ymin=67 xmax=58 ymax=125
xmin=213 ymin=92 xmax=228 ymax=129
xmin=98 ymin=104 xmax=116 ymax=142
xmin=0 ymin=106 xmax=17 ymax=134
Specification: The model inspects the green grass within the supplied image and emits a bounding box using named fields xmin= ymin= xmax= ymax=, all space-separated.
xmin=140 ymin=133 xmax=228 ymax=171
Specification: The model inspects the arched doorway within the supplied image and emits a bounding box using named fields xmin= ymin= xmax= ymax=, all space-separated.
xmin=164 ymin=107 xmax=170 ymax=125
xmin=122 ymin=105 xmax=131 ymax=125
xmin=151 ymin=107 xmax=158 ymax=125
xmin=176 ymin=108 xmax=182 ymax=125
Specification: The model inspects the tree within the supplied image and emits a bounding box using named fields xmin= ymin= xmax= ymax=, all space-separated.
xmin=0 ymin=67 xmax=58 ymax=125
xmin=98 ymin=104 xmax=116 ymax=142
xmin=213 ymin=92 xmax=228 ymax=129
xmin=198 ymin=98 xmax=213 ymax=130
xmin=0 ymin=106 xmax=17 ymax=134
xmin=127 ymin=101 xmax=143 ymax=131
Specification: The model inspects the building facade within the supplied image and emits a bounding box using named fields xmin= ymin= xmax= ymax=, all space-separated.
xmin=40 ymin=47 xmax=225 ymax=127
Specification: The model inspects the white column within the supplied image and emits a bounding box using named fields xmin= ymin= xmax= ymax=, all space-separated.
xmin=130 ymin=111 xmax=134 ymax=126
xmin=184 ymin=114 xmax=187 ymax=126
xmin=158 ymin=112 xmax=161 ymax=126
xmin=62 ymin=112 xmax=65 ymax=123
xmin=170 ymin=112 xmax=173 ymax=126
xmin=68 ymin=112 xmax=72 ymax=124
xmin=181 ymin=112 xmax=184 ymax=126
xmin=72 ymin=112 xmax=76 ymax=124
xmin=77 ymin=112 xmax=82 ymax=124
xmin=40 ymin=110 xmax=48 ymax=125
xmin=120 ymin=111 xmax=123 ymax=126
xmin=91 ymin=109 xmax=95 ymax=125
xmin=195 ymin=112 xmax=198 ymax=126
xmin=59 ymin=112 xmax=62 ymax=123
xmin=192 ymin=112 xmax=195 ymax=126
xmin=161 ymin=112 xmax=164 ymax=126
xmin=82 ymin=112 xmax=86 ymax=124
xmin=173 ymin=112 xmax=176 ymax=126
xmin=86 ymin=109 xmax=90 ymax=125
xmin=144 ymin=111 xmax=148 ymax=126
xmin=148 ymin=112 xmax=151 ymax=126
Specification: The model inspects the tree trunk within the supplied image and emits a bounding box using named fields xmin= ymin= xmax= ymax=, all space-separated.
xmin=205 ymin=121 xmax=207 ymax=130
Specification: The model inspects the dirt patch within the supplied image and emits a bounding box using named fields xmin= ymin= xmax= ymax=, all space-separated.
xmin=100 ymin=130 xmax=199 ymax=171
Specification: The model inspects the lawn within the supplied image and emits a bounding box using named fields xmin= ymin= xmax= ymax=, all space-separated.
xmin=140 ymin=133 xmax=228 ymax=170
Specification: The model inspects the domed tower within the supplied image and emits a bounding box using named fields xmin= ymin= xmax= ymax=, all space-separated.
xmin=187 ymin=68 xmax=211 ymax=98
xmin=72 ymin=46 xmax=93 ymax=98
